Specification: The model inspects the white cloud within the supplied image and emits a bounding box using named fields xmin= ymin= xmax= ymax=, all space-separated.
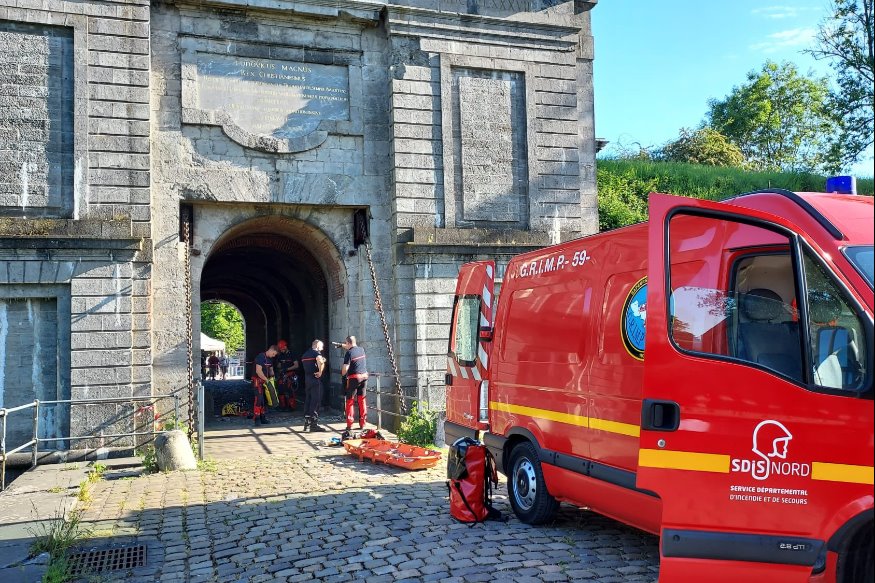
xmin=749 ymin=28 xmax=817 ymax=53
xmin=752 ymin=5 xmax=819 ymax=19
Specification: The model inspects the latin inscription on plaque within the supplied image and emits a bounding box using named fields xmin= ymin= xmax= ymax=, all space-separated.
xmin=456 ymin=73 xmax=526 ymax=223
xmin=196 ymin=53 xmax=349 ymax=139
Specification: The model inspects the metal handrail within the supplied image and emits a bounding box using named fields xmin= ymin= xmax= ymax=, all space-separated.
xmin=368 ymin=375 xmax=445 ymax=431
xmin=1 ymin=392 xmax=189 ymax=492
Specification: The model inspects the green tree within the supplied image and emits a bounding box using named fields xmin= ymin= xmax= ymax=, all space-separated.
xmin=201 ymin=301 xmax=244 ymax=353
xmin=707 ymin=61 xmax=837 ymax=172
xmin=660 ymin=127 xmax=745 ymax=167
xmin=806 ymin=0 xmax=874 ymax=168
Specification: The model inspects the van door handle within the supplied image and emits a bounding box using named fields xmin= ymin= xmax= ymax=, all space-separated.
xmin=445 ymin=373 xmax=453 ymax=386
xmin=641 ymin=399 xmax=680 ymax=432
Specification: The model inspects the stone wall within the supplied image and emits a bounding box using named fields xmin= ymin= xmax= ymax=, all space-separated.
xmin=386 ymin=1 xmax=598 ymax=380
xmin=150 ymin=1 xmax=397 ymax=403
xmin=0 ymin=0 xmax=151 ymax=450
xmin=0 ymin=0 xmax=599 ymax=449
xmin=0 ymin=21 xmax=74 ymax=217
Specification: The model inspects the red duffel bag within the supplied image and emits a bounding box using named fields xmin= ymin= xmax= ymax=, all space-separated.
xmin=447 ymin=437 xmax=503 ymax=525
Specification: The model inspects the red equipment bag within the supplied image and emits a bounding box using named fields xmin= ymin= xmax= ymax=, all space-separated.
xmin=447 ymin=437 xmax=503 ymax=525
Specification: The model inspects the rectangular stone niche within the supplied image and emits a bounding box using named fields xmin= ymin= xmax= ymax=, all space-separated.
xmin=452 ymin=68 xmax=529 ymax=227
xmin=0 ymin=296 xmax=68 ymax=450
xmin=0 ymin=21 xmax=74 ymax=218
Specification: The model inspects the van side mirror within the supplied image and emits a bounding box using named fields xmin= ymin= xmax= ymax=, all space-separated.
xmin=479 ymin=326 xmax=493 ymax=342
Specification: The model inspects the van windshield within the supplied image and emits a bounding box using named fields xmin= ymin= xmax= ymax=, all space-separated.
xmin=843 ymin=246 xmax=874 ymax=288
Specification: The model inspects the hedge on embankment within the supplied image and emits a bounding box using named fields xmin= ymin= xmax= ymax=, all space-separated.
xmin=596 ymin=159 xmax=874 ymax=231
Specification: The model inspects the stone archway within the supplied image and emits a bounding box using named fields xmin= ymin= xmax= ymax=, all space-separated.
xmin=199 ymin=216 xmax=346 ymax=379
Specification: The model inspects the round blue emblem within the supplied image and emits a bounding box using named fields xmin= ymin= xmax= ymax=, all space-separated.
xmin=622 ymin=277 xmax=647 ymax=360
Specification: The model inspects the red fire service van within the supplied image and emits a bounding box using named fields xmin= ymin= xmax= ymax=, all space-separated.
xmin=445 ymin=190 xmax=873 ymax=582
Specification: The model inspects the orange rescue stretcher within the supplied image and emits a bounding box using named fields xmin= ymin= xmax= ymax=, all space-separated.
xmin=342 ymin=439 xmax=442 ymax=471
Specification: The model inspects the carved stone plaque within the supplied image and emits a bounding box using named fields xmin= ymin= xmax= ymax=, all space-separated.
xmin=459 ymin=76 xmax=516 ymax=220
xmin=196 ymin=53 xmax=349 ymax=140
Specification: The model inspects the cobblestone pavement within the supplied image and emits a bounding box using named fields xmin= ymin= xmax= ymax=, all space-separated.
xmin=76 ymin=422 xmax=659 ymax=582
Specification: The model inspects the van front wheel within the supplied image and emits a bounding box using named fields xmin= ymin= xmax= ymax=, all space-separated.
xmin=507 ymin=441 xmax=559 ymax=524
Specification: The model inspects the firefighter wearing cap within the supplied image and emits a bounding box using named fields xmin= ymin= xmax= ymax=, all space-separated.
xmin=341 ymin=336 xmax=369 ymax=431
xmin=274 ymin=340 xmax=299 ymax=410
xmin=252 ymin=345 xmax=278 ymax=425
xmin=301 ymin=339 xmax=326 ymax=431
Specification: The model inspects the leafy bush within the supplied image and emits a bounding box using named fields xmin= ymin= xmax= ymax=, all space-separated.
xmin=660 ymin=127 xmax=745 ymax=167
xmin=138 ymin=446 xmax=158 ymax=473
xmin=397 ymin=401 xmax=437 ymax=447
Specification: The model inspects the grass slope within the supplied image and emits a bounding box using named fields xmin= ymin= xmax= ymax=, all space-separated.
xmin=597 ymin=159 xmax=874 ymax=230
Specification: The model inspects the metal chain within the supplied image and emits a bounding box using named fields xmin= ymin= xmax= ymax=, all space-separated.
xmin=183 ymin=221 xmax=195 ymax=441
xmin=364 ymin=242 xmax=405 ymax=415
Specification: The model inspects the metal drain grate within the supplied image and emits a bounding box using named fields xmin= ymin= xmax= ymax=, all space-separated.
xmin=68 ymin=544 xmax=146 ymax=576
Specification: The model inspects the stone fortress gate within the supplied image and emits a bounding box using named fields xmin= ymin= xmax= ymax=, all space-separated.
xmin=0 ymin=0 xmax=598 ymax=453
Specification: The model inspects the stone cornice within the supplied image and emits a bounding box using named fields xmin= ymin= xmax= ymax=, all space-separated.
xmin=166 ymin=0 xmax=384 ymax=24
xmin=400 ymin=226 xmax=556 ymax=257
xmin=386 ymin=4 xmax=582 ymax=50
xmin=0 ymin=218 xmax=134 ymax=240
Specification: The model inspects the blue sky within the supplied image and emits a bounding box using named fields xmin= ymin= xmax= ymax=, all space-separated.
xmin=592 ymin=1 xmax=874 ymax=176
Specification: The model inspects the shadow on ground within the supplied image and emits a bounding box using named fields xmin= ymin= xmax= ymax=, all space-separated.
xmin=35 ymin=453 xmax=660 ymax=582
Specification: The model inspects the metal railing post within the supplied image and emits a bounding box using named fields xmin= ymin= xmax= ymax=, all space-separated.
xmin=32 ymin=400 xmax=40 ymax=468
xmin=425 ymin=378 xmax=431 ymax=411
xmin=173 ymin=394 xmax=179 ymax=430
xmin=375 ymin=376 xmax=382 ymax=431
xmin=2 ymin=411 xmax=7 ymax=491
xmin=197 ymin=379 xmax=204 ymax=460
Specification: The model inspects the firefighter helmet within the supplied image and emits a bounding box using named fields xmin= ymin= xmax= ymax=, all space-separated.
xmin=753 ymin=420 xmax=793 ymax=460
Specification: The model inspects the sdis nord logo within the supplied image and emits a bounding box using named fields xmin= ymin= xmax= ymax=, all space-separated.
xmin=730 ymin=420 xmax=811 ymax=481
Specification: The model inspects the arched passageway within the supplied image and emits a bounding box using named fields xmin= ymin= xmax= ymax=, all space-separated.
xmin=200 ymin=218 xmax=338 ymax=379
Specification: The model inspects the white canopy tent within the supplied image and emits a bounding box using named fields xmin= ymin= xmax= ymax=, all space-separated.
xmin=200 ymin=332 xmax=225 ymax=352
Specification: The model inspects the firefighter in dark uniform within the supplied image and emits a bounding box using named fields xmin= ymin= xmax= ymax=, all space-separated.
xmin=341 ymin=336 xmax=369 ymax=431
xmin=252 ymin=345 xmax=278 ymax=425
xmin=273 ymin=339 xmax=299 ymax=410
xmin=301 ymin=339 xmax=326 ymax=432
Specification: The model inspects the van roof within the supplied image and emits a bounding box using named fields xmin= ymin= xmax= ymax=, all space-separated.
xmin=796 ymin=192 xmax=873 ymax=244
xmin=730 ymin=189 xmax=873 ymax=244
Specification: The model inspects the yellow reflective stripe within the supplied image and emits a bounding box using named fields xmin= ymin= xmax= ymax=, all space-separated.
xmin=589 ymin=417 xmax=641 ymax=438
xmin=489 ymin=401 xmax=640 ymax=438
xmin=812 ymin=462 xmax=874 ymax=485
xmin=639 ymin=448 xmax=731 ymax=473
xmin=489 ymin=401 xmax=588 ymax=427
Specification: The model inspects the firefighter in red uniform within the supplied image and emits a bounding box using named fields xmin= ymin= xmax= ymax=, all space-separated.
xmin=252 ymin=345 xmax=278 ymax=425
xmin=341 ymin=336 xmax=369 ymax=431
xmin=273 ymin=340 xmax=299 ymax=410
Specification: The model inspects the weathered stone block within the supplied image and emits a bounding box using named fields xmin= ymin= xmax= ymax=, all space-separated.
xmin=155 ymin=429 xmax=197 ymax=472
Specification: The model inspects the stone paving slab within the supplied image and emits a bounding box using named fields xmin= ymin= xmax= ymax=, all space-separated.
xmin=0 ymin=461 xmax=93 ymax=580
xmin=1 ymin=413 xmax=660 ymax=582
xmin=69 ymin=428 xmax=659 ymax=582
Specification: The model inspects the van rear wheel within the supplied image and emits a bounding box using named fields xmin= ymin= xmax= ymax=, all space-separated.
xmin=507 ymin=441 xmax=559 ymax=524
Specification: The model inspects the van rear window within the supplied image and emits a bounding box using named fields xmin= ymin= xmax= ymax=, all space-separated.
xmin=453 ymin=297 xmax=480 ymax=364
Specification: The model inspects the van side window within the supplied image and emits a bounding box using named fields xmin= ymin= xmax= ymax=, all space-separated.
xmin=453 ymin=297 xmax=480 ymax=365
xmin=667 ymin=213 xmax=804 ymax=383
xmin=803 ymin=250 xmax=869 ymax=391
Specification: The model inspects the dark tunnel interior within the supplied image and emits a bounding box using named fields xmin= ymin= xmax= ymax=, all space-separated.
xmin=200 ymin=231 xmax=329 ymax=378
